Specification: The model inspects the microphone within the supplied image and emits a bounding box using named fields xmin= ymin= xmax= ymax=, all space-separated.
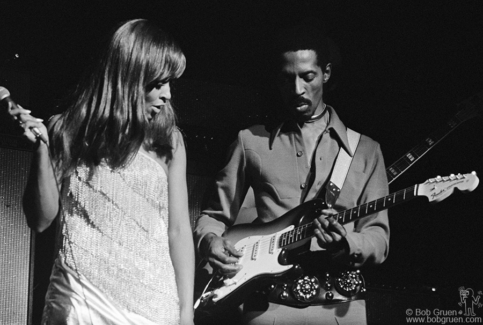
xmin=0 ymin=86 xmax=48 ymax=144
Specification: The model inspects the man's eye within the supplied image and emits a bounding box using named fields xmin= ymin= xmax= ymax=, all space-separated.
xmin=304 ymin=75 xmax=315 ymax=82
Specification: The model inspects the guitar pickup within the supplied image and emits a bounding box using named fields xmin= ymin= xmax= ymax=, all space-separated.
xmin=252 ymin=241 xmax=259 ymax=260
xmin=269 ymin=235 xmax=275 ymax=254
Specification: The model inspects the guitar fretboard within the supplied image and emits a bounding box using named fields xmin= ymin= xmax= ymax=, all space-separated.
xmin=279 ymin=184 xmax=418 ymax=248
xmin=386 ymin=93 xmax=482 ymax=184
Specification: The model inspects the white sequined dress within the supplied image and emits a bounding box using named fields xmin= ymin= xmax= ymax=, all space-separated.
xmin=42 ymin=151 xmax=180 ymax=324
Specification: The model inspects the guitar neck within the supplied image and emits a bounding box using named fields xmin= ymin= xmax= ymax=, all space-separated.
xmin=386 ymin=95 xmax=481 ymax=184
xmin=280 ymin=184 xmax=418 ymax=247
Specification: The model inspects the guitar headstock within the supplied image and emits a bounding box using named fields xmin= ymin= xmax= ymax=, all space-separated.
xmin=417 ymin=172 xmax=479 ymax=203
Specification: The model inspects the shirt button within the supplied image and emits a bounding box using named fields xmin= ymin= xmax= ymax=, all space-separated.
xmin=297 ymin=151 xmax=304 ymax=157
xmin=300 ymin=183 xmax=306 ymax=189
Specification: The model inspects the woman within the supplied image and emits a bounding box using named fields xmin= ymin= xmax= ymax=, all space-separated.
xmin=9 ymin=19 xmax=194 ymax=324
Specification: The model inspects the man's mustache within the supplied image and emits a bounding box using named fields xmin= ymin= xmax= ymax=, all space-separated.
xmin=290 ymin=97 xmax=312 ymax=107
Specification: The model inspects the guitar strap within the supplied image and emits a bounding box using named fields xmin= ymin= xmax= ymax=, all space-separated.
xmin=263 ymin=128 xmax=364 ymax=308
xmin=323 ymin=128 xmax=361 ymax=207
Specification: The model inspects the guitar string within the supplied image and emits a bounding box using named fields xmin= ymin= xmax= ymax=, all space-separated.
xmin=246 ymin=176 xmax=461 ymax=251
xmin=243 ymin=109 xmax=477 ymax=252
xmin=277 ymin=185 xmax=420 ymax=248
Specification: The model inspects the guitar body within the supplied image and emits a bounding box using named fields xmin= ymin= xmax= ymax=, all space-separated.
xmin=194 ymin=172 xmax=479 ymax=316
xmin=195 ymin=199 xmax=326 ymax=314
xmin=224 ymin=199 xmax=326 ymax=249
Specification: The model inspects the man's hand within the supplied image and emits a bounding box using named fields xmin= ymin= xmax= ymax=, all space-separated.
xmin=200 ymin=233 xmax=243 ymax=277
xmin=313 ymin=208 xmax=348 ymax=252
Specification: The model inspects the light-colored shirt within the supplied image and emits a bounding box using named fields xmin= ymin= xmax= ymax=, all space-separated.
xmin=194 ymin=106 xmax=389 ymax=267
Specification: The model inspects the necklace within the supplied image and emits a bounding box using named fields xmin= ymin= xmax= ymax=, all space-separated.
xmin=305 ymin=104 xmax=327 ymax=123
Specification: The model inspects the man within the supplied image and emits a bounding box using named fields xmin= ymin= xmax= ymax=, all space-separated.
xmin=194 ymin=23 xmax=389 ymax=325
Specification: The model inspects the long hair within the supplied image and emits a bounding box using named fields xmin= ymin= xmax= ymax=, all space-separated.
xmin=49 ymin=19 xmax=186 ymax=177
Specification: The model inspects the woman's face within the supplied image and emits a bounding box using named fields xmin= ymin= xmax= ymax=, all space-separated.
xmin=144 ymin=81 xmax=171 ymax=122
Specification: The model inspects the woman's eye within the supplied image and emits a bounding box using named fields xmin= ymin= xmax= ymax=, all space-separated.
xmin=147 ymin=79 xmax=169 ymax=91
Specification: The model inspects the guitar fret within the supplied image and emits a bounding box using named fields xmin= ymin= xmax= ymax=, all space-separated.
xmin=299 ymin=225 xmax=305 ymax=240
xmin=352 ymin=209 xmax=358 ymax=220
xmin=202 ymin=173 xmax=476 ymax=310
xmin=304 ymin=224 xmax=311 ymax=239
xmin=280 ymin=233 xmax=287 ymax=246
xmin=277 ymin=174 xmax=465 ymax=248
xmin=295 ymin=227 xmax=301 ymax=241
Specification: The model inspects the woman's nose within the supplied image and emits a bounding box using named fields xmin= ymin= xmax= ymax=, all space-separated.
xmin=160 ymin=83 xmax=171 ymax=101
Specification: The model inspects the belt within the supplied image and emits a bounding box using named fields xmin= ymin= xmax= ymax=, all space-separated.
xmin=263 ymin=267 xmax=366 ymax=308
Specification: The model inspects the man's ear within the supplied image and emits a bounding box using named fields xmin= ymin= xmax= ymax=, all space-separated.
xmin=323 ymin=63 xmax=332 ymax=83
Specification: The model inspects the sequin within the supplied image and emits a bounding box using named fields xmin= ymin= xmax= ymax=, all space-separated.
xmin=57 ymin=151 xmax=179 ymax=324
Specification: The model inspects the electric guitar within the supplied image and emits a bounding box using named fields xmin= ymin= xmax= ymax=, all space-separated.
xmin=195 ymin=172 xmax=479 ymax=312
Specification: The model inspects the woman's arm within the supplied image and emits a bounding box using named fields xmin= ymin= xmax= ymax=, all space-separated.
xmin=167 ymin=131 xmax=195 ymax=325
xmin=8 ymin=105 xmax=62 ymax=233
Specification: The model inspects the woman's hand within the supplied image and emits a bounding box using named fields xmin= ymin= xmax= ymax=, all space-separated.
xmin=8 ymin=103 xmax=48 ymax=145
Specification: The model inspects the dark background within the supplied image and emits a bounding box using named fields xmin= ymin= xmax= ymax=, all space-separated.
xmin=2 ymin=0 xmax=483 ymax=323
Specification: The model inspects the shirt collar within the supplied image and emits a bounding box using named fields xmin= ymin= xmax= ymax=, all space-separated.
xmin=268 ymin=105 xmax=354 ymax=156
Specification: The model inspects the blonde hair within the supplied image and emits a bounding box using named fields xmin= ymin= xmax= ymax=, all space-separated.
xmin=50 ymin=19 xmax=186 ymax=176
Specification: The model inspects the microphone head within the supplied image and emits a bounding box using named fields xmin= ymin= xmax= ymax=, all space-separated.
xmin=0 ymin=86 xmax=11 ymax=101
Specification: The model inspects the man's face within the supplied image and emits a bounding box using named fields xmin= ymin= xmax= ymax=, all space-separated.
xmin=277 ymin=50 xmax=328 ymax=121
